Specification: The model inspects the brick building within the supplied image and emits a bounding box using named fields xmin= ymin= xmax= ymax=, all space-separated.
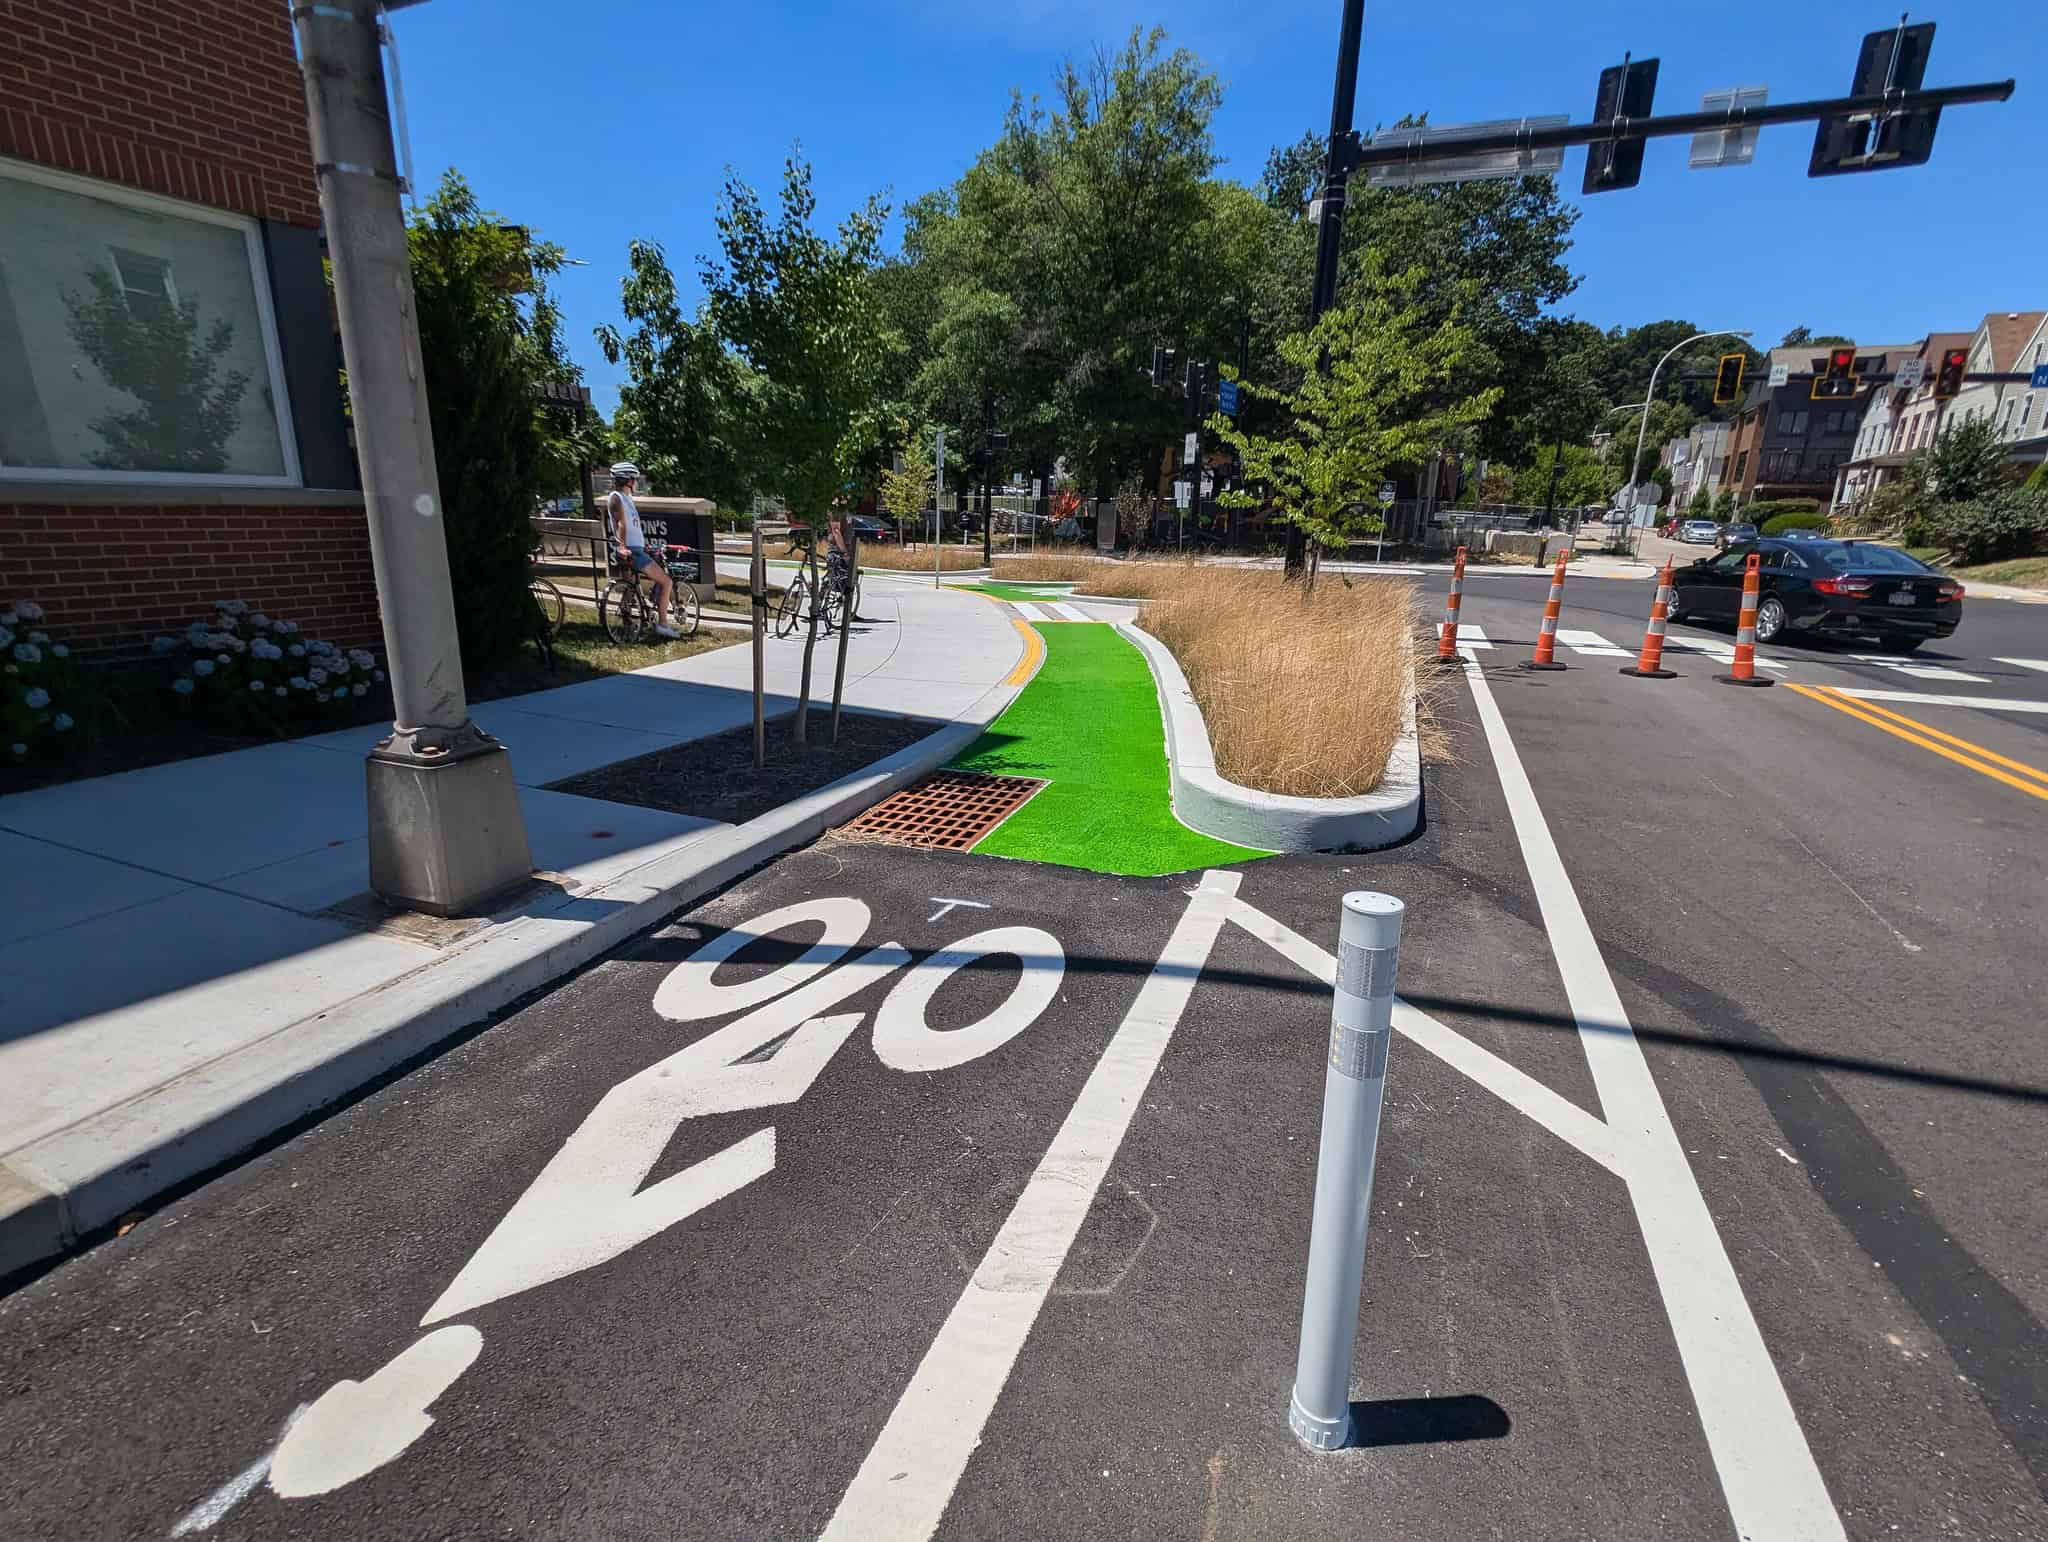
xmin=1725 ymin=342 xmax=1914 ymax=506
xmin=0 ymin=0 xmax=373 ymax=655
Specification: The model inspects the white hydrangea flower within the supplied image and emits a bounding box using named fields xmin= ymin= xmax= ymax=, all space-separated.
xmin=250 ymin=614 xmax=271 ymax=629
xmin=8 ymin=742 xmax=24 ymax=757
xmin=152 ymin=635 xmax=176 ymax=655
xmin=51 ymin=645 xmax=68 ymax=658
xmin=172 ymin=678 xmax=195 ymax=696
xmin=273 ymin=619 xmax=299 ymax=635
xmin=308 ymin=667 xmax=328 ymax=685
xmin=13 ymin=644 xmax=41 ymax=664
xmin=249 ymin=680 xmax=267 ymax=693
xmin=192 ymin=658 xmax=216 ymax=677
xmin=272 ymin=685 xmax=287 ymax=698
xmin=53 ymin=713 xmax=73 ymax=732
xmin=0 ymin=627 xmax=12 ymax=650
xmin=353 ymin=682 xmax=369 ymax=698
xmin=215 ymin=654 xmax=230 ymax=667
xmin=349 ymin=649 xmax=376 ymax=669
xmin=216 ymin=599 xmax=248 ymax=616
xmin=373 ymin=669 xmax=386 ymax=682
xmin=289 ymin=676 xmax=309 ymax=690
xmin=24 ymin=687 xmax=51 ymax=710
xmin=186 ymin=623 xmax=212 ymax=645
xmin=288 ymin=644 xmax=306 ymax=657
xmin=16 ymin=601 xmax=44 ymax=622
xmin=27 ymin=631 xmax=49 ymax=645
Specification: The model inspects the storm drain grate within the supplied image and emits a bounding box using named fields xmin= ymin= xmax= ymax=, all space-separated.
xmin=838 ymin=769 xmax=1047 ymax=850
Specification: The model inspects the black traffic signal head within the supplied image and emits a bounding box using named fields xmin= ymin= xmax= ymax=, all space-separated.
xmin=1584 ymin=56 xmax=1659 ymax=194
xmin=1810 ymin=346 xmax=1859 ymax=400
xmin=1713 ymin=353 xmax=1747 ymax=405
xmin=1933 ymin=347 xmax=1968 ymax=398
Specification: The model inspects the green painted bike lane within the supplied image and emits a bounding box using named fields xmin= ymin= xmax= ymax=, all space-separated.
xmin=948 ymin=622 xmax=1269 ymax=877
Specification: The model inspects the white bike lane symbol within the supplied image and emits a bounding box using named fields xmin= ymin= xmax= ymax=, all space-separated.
xmin=177 ymin=898 xmax=1064 ymax=1522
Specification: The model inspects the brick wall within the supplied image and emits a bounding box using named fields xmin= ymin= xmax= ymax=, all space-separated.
xmin=0 ymin=0 xmax=320 ymax=227
xmin=1 ymin=505 xmax=381 ymax=657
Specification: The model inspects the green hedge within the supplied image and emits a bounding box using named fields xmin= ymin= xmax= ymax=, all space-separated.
xmin=1761 ymin=511 xmax=1831 ymax=536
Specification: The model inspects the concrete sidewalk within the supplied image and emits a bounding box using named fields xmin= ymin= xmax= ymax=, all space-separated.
xmin=0 ymin=582 xmax=1025 ymax=1277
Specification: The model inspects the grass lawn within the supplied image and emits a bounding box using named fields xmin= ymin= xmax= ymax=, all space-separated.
xmin=470 ymin=615 xmax=738 ymax=702
xmin=949 ymin=622 xmax=1267 ymax=877
xmin=1951 ymin=555 xmax=2048 ymax=590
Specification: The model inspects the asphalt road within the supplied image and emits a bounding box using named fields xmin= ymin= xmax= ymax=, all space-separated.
xmin=2 ymin=595 xmax=2044 ymax=1541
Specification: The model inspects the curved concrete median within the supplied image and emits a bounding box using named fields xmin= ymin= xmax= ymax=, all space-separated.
xmin=1118 ymin=621 xmax=1420 ymax=852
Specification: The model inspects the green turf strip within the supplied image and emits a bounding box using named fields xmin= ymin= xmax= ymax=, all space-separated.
xmin=949 ymin=622 xmax=1269 ymax=876
xmin=949 ymin=581 xmax=1075 ymax=603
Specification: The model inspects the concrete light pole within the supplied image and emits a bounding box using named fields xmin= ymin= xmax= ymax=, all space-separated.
xmin=295 ymin=0 xmax=532 ymax=915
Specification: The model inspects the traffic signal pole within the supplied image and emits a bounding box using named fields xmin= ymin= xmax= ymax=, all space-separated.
xmin=1288 ymin=0 xmax=1368 ymax=579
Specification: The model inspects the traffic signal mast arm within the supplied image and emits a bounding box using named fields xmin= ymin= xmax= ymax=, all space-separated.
xmin=1342 ymin=79 xmax=2011 ymax=174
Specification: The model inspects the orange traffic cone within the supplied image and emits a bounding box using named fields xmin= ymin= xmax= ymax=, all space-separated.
xmin=1522 ymin=546 xmax=1570 ymax=671
xmin=1620 ymin=559 xmax=1679 ymax=679
xmin=1436 ymin=545 xmax=1468 ymax=662
xmin=1718 ymin=551 xmax=1775 ymax=688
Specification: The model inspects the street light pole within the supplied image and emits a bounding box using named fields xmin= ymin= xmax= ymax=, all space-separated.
xmin=1287 ymin=0 xmax=1368 ymax=579
xmin=295 ymin=0 xmax=531 ymax=916
xmin=1630 ymin=329 xmax=1751 ymax=554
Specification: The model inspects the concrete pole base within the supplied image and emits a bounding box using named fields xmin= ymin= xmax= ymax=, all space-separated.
xmin=1521 ymin=660 xmax=1567 ymax=672
xmin=1288 ymin=1390 xmax=1353 ymax=1451
xmin=1619 ymin=665 xmax=1678 ymax=679
xmin=1715 ymin=674 xmax=1776 ymax=688
xmin=366 ymin=746 xmax=534 ymax=916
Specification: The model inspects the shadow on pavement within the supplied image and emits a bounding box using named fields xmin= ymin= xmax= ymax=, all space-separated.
xmin=1349 ymin=1394 xmax=1512 ymax=1448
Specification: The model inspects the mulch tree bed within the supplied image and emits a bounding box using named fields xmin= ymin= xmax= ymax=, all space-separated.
xmin=547 ymin=710 xmax=944 ymax=826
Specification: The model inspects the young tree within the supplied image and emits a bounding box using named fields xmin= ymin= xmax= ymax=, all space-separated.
xmin=406 ymin=171 xmax=579 ymax=673
xmin=1207 ymin=266 xmax=1499 ymax=587
xmin=701 ymin=153 xmax=891 ymax=741
xmin=63 ymin=268 xmax=249 ymax=472
xmin=879 ymin=428 xmax=937 ymax=538
xmin=1925 ymin=414 xmax=2012 ymax=505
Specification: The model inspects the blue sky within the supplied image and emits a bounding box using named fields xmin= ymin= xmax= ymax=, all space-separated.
xmin=387 ymin=1 xmax=2042 ymax=413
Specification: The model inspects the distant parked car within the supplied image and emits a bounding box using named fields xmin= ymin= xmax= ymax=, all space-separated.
xmin=1716 ymin=521 xmax=1760 ymax=549
xmin=1780 ymin=526 xmax=1825 ymax=540
xmin=848 ymin=515 xmax=894 ymax=544
xmin=1679 ymin=519 xmax=1719 ymax=544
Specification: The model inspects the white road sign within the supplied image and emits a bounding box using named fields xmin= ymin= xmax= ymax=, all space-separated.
xmin=1183 ymin=432 xmax=1199 ymax=462
xmin=1379 ymin=482 xmax=1397 ymax=504
xmin=1894 ymin=358 xmax=1925 ymax=392
xmin=1174 ymin=481 xmax=1192 ymax=508
xmin=1768 ymin=363 xmax=1790 ymax=388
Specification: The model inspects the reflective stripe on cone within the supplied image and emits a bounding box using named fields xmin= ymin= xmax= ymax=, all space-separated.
xmin=1524 ymin=547 xmax=1570 ymax=670
xmin=1621 ymin=558 xmax=1678 ymax=678
xmin=1437 ymin=545 xmax=1467 ymax=660
xmin=1717 ymin=551 xmax=1775 ymax=688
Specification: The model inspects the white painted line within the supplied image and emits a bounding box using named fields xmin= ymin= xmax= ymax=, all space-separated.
xmin=268 ymin=1326 xmax=484 ymax=1498
xmin=169 ymin=1403 xmax=308 ymax=1535
xmin=1995 ymin=657 xmax=2048 ymax=675
xmin=1660 ymin=635 xmax=1787 ymax=669
xmin=1009 ymin=602 xmax=1049 ymax=622
xmin=1831 ymin=688 xmax=2048 ymax=715
xmin=1556 ymin=628 xmax=1629 ymax=657
xmin=1050 ymin=602 xmax=1094 ymax=623
xmin=1849 ymin=655 xmax=1990 ymax=684
xmin=1455 ymin=623 xmax=1493 ymax=649
xmin=926 ymin=897 xmax=990 ymax=924
xmin=821 ymin=871 xmax=1243 ymax=1542
xmin=1458 ymin=653 xmax=1845 ymax=1542
xmin=1220 ymin=898 xmax=1624 ymax=1177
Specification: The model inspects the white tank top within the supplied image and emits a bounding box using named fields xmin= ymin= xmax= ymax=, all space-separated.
xmin=610 ymin=489 xmax=645 ymax=547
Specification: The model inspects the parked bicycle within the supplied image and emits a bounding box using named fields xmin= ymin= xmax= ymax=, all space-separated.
xmin=773 ymin=550 xmax=856 ymax=639
xmin=600 ymin=541 xmax=701 ymax=645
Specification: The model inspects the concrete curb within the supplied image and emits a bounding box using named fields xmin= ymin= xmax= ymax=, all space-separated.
xmin=0 ymin=677 xmax=1021 ymax=1282
xmin=1118 ymin=621 xmax=1421 ymax=854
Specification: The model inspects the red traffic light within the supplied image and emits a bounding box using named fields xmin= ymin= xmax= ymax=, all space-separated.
xmin=1829 ymin=347 xmax=1855 ymax=374
xmin=1933 ymin=347 xmax=1968 ymax=398
xmin=1811 ymin=346 xmax=1860 ymax=400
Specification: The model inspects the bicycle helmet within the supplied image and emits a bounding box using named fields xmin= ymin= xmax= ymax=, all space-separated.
xmin=609 ymin=461 xmax=640 ymax=483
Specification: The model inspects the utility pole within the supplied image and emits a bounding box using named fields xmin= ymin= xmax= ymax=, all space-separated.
xmin=1288 ymin=0 xmax=1368 ymax=578
xmin=980 ymin=394 xmax=994 ymax=568
xmin=295 ymin=0 xmax=531 ymax=916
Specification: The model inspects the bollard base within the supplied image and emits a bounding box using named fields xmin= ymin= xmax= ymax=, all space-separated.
xmin=1716 ymin=673 xmax=1775 ymax=688
xmin=1289 ymin=1391 xmax=1353 ymax=1451
xmin=1619 ymin=665 xmax=1678 ymax=679
xmin=1521 ymin=660 xmax=1567 ymax=672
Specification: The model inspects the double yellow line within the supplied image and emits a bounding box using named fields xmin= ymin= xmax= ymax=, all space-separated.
xmin=1786 ymin=683 xmax=2048 ymax=804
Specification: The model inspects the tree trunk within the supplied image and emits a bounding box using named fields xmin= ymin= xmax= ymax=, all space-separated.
xmin=829 ymin=522 xmax=855 ymax=744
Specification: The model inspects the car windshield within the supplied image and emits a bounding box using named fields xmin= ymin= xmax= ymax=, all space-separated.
xmin=1805 ymin=541 xmax=1934 ymax=574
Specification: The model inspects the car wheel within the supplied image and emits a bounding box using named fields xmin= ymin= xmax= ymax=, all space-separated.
xmin=1664 ymin=588 xmax=1686 ymax=625
xmin=1753 ymin=596 xmax=1787 ymax=643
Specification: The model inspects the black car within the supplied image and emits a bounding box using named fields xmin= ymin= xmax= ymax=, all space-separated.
xmin=1714 ymin=521 xmax=1759 ymax=549
xmin=1667 ymin=538 xmax=1963 ymax=653
xmin=848 ymin=514 xmax=894 ymax=544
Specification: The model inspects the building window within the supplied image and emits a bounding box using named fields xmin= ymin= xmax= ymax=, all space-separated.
xmin=2001 ymin=397 xmax=2020 ymax=438
xmin=0 ymin=157 xmax=299 ymax=485
xmin=1734 ymin=449 xmax=1748 ymax=482
xmin=2029 ymin=392 xmax=2042 ymax=432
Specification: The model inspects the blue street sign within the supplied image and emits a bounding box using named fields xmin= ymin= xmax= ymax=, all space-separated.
xmin=1218 ymin=378 xmax=1240 ymax=415
xmin=2032 ymin=364 xmax=2048 ymax=389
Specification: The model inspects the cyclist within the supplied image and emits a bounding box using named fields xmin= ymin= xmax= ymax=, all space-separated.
xmin=605 ymin=462 xmax=680 ymax=640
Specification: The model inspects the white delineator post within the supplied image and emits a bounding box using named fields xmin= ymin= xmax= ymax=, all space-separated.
xmin=1289 ymin=891 xmax=1404 ymax=1451
xmin=295 ymin=0 xmax=531 ymax=915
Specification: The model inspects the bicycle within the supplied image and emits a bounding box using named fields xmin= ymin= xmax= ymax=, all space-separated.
xmin=773 ymin=551 xmax=857 ymax=638
xmin=600 ymin=545 xmax=701 ymax=645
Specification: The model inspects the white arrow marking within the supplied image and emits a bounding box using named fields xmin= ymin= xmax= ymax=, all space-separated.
xmin=267 ymin=1327 xmax=482 ymax=1499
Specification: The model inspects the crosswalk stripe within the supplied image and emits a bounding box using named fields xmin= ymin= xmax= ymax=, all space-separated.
xmin=1661 ymin=636 xmax=1788 ymax=671
xmin=1456 ymin=623 xmax=1493 ymax=649
xmin=1009 ymin=602 xmax=1049 ymax=622
xmin=1049 ymin=602 xmax=1094 ymax=622
xmin=1994 ymin=657 xmax=2048 ymax=675
xmin=1556 ymin=628 xmax=1630 ymax=657
xmin=1849 ymin=655 xmax=1991 ymax=684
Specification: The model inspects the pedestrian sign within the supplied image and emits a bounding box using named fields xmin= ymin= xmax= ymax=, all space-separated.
xmin=1219 ymin=378 xmax=1240 ymax=415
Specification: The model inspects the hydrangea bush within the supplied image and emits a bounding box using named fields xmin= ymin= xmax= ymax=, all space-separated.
xmin=3 ymin=600 xmax=81 ymax=764
xmin=154 ymin=600 xmax=385 ymax=730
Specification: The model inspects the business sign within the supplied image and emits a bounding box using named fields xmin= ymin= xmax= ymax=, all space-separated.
xmin=1218 ymin=378 xmax=1240 ymax=416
